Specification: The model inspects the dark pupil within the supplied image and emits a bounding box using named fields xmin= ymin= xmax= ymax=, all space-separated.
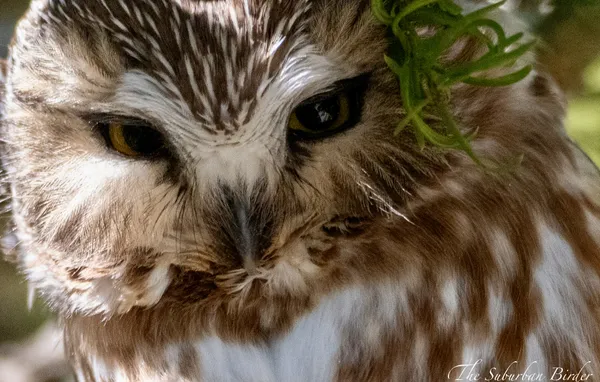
xmin=122 ymin=125 xmax=163 ymax=154
xmin=295 ymin=96 xmax=340 ymax=131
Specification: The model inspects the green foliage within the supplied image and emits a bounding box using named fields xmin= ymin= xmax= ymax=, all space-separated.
xmin=371 ymin=0 xmax=534 ymax=166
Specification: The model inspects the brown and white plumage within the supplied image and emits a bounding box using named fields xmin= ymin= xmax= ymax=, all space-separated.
xmin=1 ymin=0 xmax=600 ymax=380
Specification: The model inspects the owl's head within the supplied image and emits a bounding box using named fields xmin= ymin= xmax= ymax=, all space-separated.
xmin=0 ymin=0 xmax=563 ymax=325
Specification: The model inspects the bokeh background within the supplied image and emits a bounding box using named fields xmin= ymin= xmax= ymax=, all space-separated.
xmin=0 ymin=0 xmax=599 ymax=381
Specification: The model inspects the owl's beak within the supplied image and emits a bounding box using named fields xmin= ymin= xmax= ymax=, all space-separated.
xmin=215 ymin=184 xmax=274 ymax=275
xmin=232 ymin=202 xmax=260 ymax=274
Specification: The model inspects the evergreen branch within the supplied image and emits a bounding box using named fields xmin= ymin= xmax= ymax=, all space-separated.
xmin=371 ymin=0 xmax=536 ymax=168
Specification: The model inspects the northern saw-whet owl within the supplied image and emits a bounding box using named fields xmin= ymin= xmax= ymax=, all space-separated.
xmin=1 ymin=0 xmax=600 ymax=381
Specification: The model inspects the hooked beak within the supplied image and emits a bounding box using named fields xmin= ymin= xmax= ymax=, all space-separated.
xmin=213 ymin=183 xmax=275 ymax=274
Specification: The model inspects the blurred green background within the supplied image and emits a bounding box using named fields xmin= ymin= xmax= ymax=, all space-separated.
xmin=0 ymin=0 xmax=599 ymax=380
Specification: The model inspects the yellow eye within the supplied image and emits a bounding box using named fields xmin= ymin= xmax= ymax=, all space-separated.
xmin=288 ymin=91 xmax=358 ymax=138
xmin=104 ymin=121 xmax=165 ymax=158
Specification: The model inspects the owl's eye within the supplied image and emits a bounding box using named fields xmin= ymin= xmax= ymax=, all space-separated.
xmin=288 ymin=77 xmax=366 ymax=139
xmin=98 ymin=121 xmax=165 ymax=158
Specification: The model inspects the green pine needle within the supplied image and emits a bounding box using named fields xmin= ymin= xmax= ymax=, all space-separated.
xmin=371 ymin=0 xmax=535 ymax=167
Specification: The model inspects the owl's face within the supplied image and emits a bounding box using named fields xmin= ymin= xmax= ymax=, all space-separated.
xmin=2 ymin=0 xmax=453 ymax=319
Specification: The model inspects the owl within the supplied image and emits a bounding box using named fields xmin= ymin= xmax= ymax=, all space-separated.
xmin=1 ymin=0 xmax=600 ymax=381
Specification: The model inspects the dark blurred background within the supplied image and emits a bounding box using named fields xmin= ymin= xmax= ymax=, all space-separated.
xmin=0 ymin=0 xmax=599 ymax=381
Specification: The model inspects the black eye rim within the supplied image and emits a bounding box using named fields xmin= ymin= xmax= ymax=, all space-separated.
xmin=288 ymin=73 xmax=370 ymax=141
xmin=88 ymin=114 xmax=170 ymax=159
xmin=297 ymin=74 xmax=370 ymax=106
